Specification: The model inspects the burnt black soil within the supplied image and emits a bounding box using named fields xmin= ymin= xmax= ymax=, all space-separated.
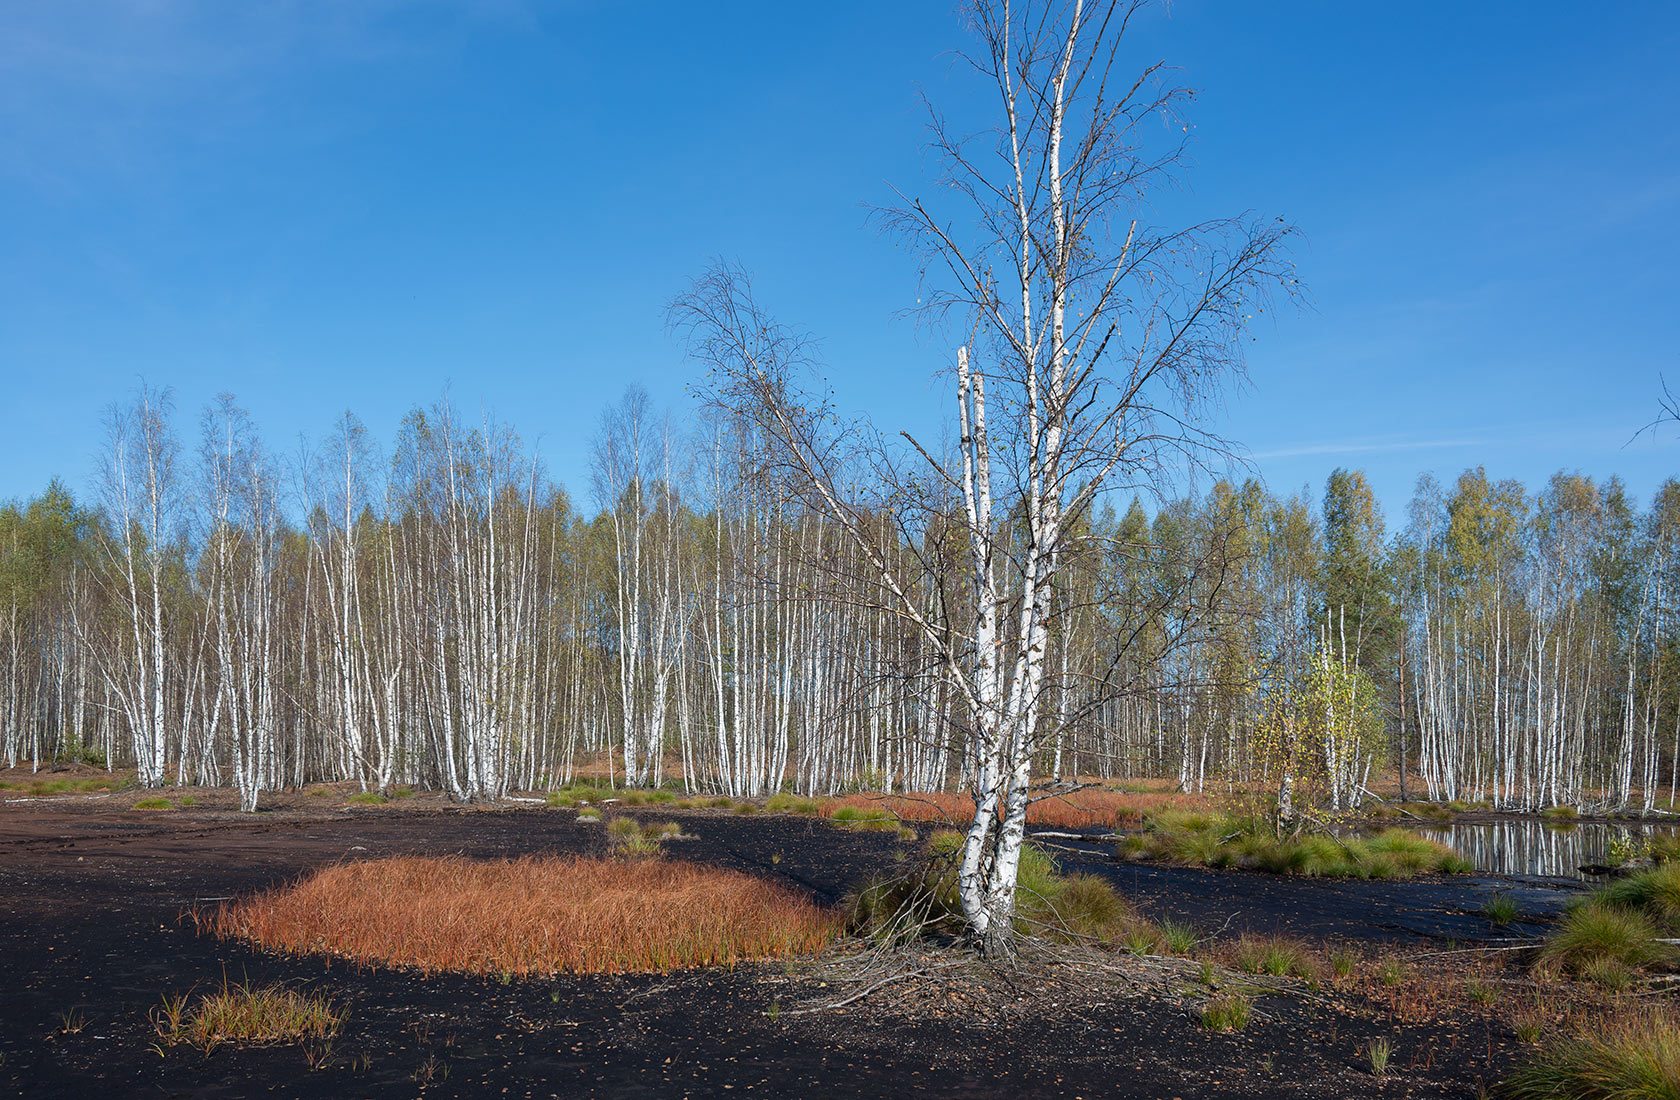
xmin=0 ymin=794 xmax=1569 ymax=1098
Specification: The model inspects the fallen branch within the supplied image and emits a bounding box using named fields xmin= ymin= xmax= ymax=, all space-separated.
xmin=787 ymin=959 xmax=971 ymax=1016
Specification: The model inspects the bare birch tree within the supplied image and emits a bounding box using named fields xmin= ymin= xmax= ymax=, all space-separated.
xmin=679 ymin=0 xmax=1292 ymax=955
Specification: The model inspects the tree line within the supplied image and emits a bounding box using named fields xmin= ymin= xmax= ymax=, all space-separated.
xmin=0 ymin=385 xmax=1674 ymax=814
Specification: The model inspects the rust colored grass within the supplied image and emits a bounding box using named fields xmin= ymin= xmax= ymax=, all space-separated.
xmin=208 ymin=855 xmax=839 ymax=976
xmin=818 ymin=788 xmax=1205 ymax=831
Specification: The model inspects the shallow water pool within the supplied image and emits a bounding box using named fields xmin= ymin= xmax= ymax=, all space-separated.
xmin=1415 ymin=818 xmax=1680 ymax=879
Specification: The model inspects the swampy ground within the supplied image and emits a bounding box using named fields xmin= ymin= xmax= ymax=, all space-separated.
xmin=0 ymin=773 xmax=1585 ymax=1098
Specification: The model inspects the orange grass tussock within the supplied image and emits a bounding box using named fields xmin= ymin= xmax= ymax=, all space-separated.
xmin=208 ymin=855 xmax=839 ymax=976
xmin=819 ymin=787 xmax=1204 ymax=830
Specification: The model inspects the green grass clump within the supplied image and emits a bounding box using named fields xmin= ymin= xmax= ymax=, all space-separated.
xmin=390 ymin=786 xmax=415 ymax=800
xmin=548 ymin=783 xmax=612 ymax=808
xmin=1541 ymin=805 xmax=1579 ymax=821
xmin=1200 ymin=993 xmax=1252 ymax=1032
xmin=830 ymin=806 xmax=896 ymax=831
xmin=1594 ymin=864 xmax=1680 ymax=934
xmin=1484 ymin=893 xmax=1520 ymax=926
xmin=346 ymin=791 xmax=387 ymax=805
xmin=576 ymin=807 xmax=602 ymax=822
xmin=1539 ymin=902 xmax=1675 ymax=975
xmin=1231 ymin=935 xmax=1315 ymax=979
xmin=3 ymin=776 xmax=123 ymax=798
xmin=1502 ymin=1013 xmax=1680 ymax=1100
xmin=766 ymin=793 xmax=821 ymax=815
xmin=132 ymin=797 xmax=172 ymax=810
xmin=707 ymin=796 xmax=735 ymax=809
xmin=1158 ymin=919 xmax=1198 ymax=955
xmin=153 ymin=979 xmax=340 ymax=1052
xmin=1651 ymin=835 xmax=1680 ymax=864
xmin=1134 ymin=813 xmax=1467 ymax=879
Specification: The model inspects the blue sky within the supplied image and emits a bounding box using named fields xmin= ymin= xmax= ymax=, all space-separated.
xmin=3 ymin=1 xmax=1677 ymax=526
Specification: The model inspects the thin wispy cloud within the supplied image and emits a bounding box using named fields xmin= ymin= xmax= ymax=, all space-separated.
xmin=1247 ymin=437 xmax=1487 ymax=461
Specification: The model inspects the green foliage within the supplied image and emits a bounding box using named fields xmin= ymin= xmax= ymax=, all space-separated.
xmin=1157 ymin=919 xmax=1198 ymax=955
xmin=1502 ymin=1014 xmax=1680 ymax=1100
xmin=1200 ymin=993 xmax=1252 ymax=1032
xmin=1367 ymin=1037 xmax=1391 ymax=1078
xmin=346 ymin=791 xmax=387 ymax=805
xmin=1592 ymin=864 xmax=1680 ymax=934
xmin=0 ymin=775 xmax=123 ymax=797
xmin=152 ymin=979 xmax=341 ymax=1052
xmin=132 ymin=797 xmax=172 ymax=810
xmin=1130 ymin=813 xmax=1467 ymax=879
xmin=829 ymin=806 xmax=898 ymax=831
xmin=1483 ymin=893 xmax=1519 ymax=927
xmin=1231 ymin=935 xmax=1314 ymax=979
xmin=1539 ymin=903 xmax=1675 ymax=975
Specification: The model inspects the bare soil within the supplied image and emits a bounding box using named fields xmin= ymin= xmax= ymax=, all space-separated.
xmin=0 ymin=780 xmax=1571 ymax=1098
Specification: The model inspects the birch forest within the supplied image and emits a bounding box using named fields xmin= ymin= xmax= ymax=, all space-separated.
xmin=0 ymin=384 xmax=1674 ymax=815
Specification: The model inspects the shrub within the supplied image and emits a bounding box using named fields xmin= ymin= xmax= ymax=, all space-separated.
xmin=209 ymin=855 xmax=838 ymax=975
xmin=1200 ymin=993 xmax=1252 ymax=1032
xmin=1503 ymin=1012 xmax=1680 ymax=1100
xmin=153 ymin=979 xmax=340 ymax=1052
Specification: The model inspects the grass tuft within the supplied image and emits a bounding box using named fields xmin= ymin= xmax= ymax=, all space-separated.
xmin=132 ymin=797 xmax=172 ymax=811
xmin=1538 ymin=902 xmax=1675 ymax=975
xmin=1126 ymin=813 xmax=1467 ymax=879
xmin=1484 ymin=893 xmax=1519 ymax=927
xmin=1200 ymin=993 xmax=1252 ymax=1032
xmin=152 ymin=978 xmax=340 ymax=1052
xmin=1503 ymin=1012 xmax=1680 ymax=1100
xmin=1230 ymin=935 xmax=1314 ymax=979
xmin=209 ymin=855 xmax=837 ymax=975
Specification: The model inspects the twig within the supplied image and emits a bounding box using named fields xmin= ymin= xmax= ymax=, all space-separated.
xmin=787 ymin=959 xmax=971 ymax=1016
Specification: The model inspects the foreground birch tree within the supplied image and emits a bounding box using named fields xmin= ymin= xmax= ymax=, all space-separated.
xmin=679 ymin=0 xmax=1293 ymax=956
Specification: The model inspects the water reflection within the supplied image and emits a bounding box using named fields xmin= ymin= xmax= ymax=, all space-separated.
xmin=1414 ymin=820 xmax=1680 ymax=879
